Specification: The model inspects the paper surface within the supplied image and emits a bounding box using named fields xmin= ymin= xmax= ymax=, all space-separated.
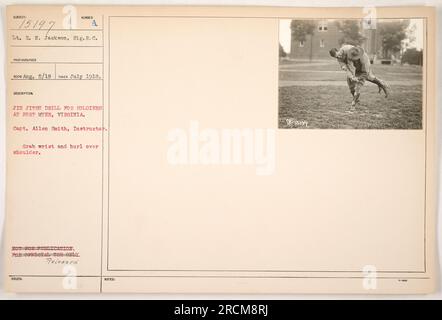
xmin=4 ymin=5 xmax=437 ymax=293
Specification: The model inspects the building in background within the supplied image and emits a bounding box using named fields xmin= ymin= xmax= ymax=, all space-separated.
xmin=288 ymin=19 xmax=418 ymax=63
xmin=289 ymin=20 xmax=341 ymax=60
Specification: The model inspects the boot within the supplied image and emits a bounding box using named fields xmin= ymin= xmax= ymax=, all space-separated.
xmin=372 ymin=78 xmax=391 ymax=98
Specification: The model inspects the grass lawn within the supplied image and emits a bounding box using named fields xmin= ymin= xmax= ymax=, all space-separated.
xmin=280 ymin=62 xmax=422 ymax=82
xmin=279 ymin=61 xmax=423 ymax=129
xmin=279 ymin=85 xmax=422 ymax=129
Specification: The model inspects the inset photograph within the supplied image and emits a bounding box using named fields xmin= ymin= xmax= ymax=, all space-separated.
xmin=279 ymin=19 xmax=424 ymax=129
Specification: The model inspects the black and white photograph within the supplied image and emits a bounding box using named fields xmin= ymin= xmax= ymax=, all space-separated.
xmin=279 ymin=18 xmax=424 ymax=129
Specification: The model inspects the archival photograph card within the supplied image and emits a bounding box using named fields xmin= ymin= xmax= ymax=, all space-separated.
xmin=4 ymin=5 xmax=437 ymax=294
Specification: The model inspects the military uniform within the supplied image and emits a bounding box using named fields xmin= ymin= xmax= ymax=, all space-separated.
xmin=335 ymin=45 xmax=390 ymax=108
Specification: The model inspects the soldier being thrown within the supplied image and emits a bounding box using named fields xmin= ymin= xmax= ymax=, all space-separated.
xmin=329 ymin=45 xmax=391 ymax=110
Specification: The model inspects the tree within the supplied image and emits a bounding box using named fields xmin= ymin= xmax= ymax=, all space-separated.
xmin=336 ymin=20 xmax=366 ymax=46
xmin=378 ymin=20 xmax=410 ymax=58
xmin=279 ymin=43 xmax=287 ymax=58
xmin=401 ymin=48 xmax=423 ymax=66
xmin=290 ymin=20 xmax=316 ymax=61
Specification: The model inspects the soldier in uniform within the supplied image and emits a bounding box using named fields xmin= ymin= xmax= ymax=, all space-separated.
xmin=329 ymin=45 xmax=391 ymax=110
